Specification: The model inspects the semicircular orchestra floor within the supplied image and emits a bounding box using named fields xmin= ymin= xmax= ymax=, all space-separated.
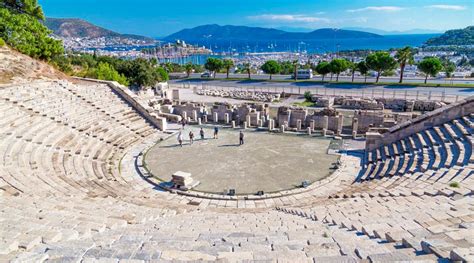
xmin=144 ymin=126 xmax=339 ymax=194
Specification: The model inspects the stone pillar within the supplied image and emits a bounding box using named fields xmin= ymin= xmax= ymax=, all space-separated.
xmin=192 ymin=110 xmax=198 ymax=121
xmin=261 ymin=116 xmax=266 ymax=126
xmin=182 ymin=111 xmax=187 ymax=121
xmin=213 ymin=112 xmax=218 ymax=123
xmin=224 ymin=113 xmax=230 ymax=124
xmin=203 ymin=115 xmax=208 ymax=123
xmin=323 ymin=128 xmax=327 ymax=137
xmin=198 ymin=118 xmax=202 ymax=125
xmin=187 ymin=117 xmax=191 ymax=123
xmin=352 ymin=118 xmax=358 ymax=139
xmin=232 ymin=120 xmax=236 ymax=128
xmin=246 ymin=115 xmax=251 ymax=127
xmin=258 ymin=119 xmax=263 ymax=127
xmin=310 ymin=120 xmax=315 ymax=132
xmin=268 ymin=119 xmax=273 ymax=131
xmin=296 ymin=119 xmax=302 ymax=131
xmin=322 ymin=116 xmax=329 ymax=130
xmin=243 ymin=121 xmax=248 ymax=129
xmin=307 ymin=127 xmax=312 ymax=135
xmin=280 ymin=125 xmax=285 ymax=133
xmin=337 ymin=114 xmax=343 ymax=136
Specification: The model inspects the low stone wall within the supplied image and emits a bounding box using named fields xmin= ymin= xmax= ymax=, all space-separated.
xmin=74 ymin=78 xmax=167 ymax=131
xmin=366 ymin=95 xmax=474 ymax=151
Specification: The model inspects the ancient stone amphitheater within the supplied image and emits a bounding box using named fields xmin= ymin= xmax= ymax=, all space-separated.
xmin=0 ymin=79 xmax=473 ymax=262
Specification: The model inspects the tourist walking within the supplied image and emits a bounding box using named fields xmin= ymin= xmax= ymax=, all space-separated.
xmin=181 ymin=118 xmax=186 ymax=128
xmin=177 ymin=131 xmax=183 ymax=147
xmin=213 ymin=126 xmax=219 ymax=139
xmin=200 ymin=128 xmax=205 ymax=140
xmin=189 ymin=131 xmax=194 ymax=145
xmin=239 ymin=130 xmax=244 ymax=145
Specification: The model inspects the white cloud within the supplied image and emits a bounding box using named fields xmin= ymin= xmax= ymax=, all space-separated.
xmin=347 ymin=6 xmax=405 ymax=13
xmin=247 ymin=14 xmax=330 ymax=23
xmin=425 ymin=5 xmax=467 ymax=10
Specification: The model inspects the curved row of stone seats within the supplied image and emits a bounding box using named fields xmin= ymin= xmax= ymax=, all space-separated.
xmin=0 ymin=81 xmax=164 ymax=200
xmin=359 ymin=115 xmax=473 ymax=183
xmin=0 ymin=194 xmax=186 ymax=259
xmin=6 ymin=204 xmax=444 ymax=263
xmin=276 ymin=193 xmax=474 ymax=262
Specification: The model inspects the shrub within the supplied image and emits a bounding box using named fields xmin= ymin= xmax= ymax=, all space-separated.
xmin=304 ymin=91 xmax=312 ymax=102
xmin=0 ymin=37 xmax=5 ymax=47
xmin=449 ymin=182 xmax=460 ymax=188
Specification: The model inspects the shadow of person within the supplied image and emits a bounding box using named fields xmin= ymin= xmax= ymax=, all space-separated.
xmin=218 ymin=144 xmax=240 ymax=147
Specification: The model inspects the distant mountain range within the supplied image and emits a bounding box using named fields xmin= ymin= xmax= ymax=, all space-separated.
xmin=44 ymin=18 xmax=154 ymax=41
xmin=277 ymin=26 xmax=443 ymax=35
xmin=343 ymin=27 xmax=443 ymax=35
xmin=163 ymin=24 xmax=382 ymax=42
xmin=424 ymin=26 xmax=474 ymax=46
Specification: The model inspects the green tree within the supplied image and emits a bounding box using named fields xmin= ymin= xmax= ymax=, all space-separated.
xmin=243 ymin=62 xmax=251 ymax=79
xmin=315 ymin=61 xmax=331 ymax=82
xmin=292 ymin=60 xmax=299 ymax=81
xmin=366 ymin=51 xmax=397 ymax=83
xmin=155 ymin=67 xmax=169 ymax=82
xmin=356 ymin=61 xmax=369 ymax=83
xmin=94 ymin=62 xmax=129 ymax=86
xmin=443 ymin=60 xmax=456 ymax=78
xmin=346 ymin=60 xmax=357 ymax=82
xmin=0 ymin=8 xmax=64 ymax=60
xmin=395 ymin=46 xmax=415 ymax=83
xmin=260 ymin=60 xmax=281 ymax=80
xmin=303 ymin=91 xmax=312 ymax=102
xmin=184 ymin=62 xmax=193 ymax=78
xmin=222 ymin=59 xmax=234 ymax=79
xmin=3 ymin=0 xmax=45 ymax=20
xmin=329 ymin=58 xmax=348 ymax=82
xmin=204 ymin=58 xmax=223 ymax=78
xmin=418 ymin=57 xmax=443 ymax=84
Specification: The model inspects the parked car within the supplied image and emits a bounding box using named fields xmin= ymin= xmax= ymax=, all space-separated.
xmin=201 ymin=72 xmax=211 ymax=78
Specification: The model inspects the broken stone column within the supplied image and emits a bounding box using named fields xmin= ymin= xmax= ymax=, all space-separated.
xmin=213 ymin=112 xmax=218 ymax=123
xmin=244 ymin=121 xmax=248 ymax=129
xmin=224 ymin=113 xmax=230 ymax=124
xmin=280 ymin=125 xmax=285 ymax=133
xmin=261 ymin=116 xmax=267 ymax=126
xmin=268 ymin=119 xmax=273 ymax=131
xmin=232 ymin=120 xmax=236 ymax=128
xmin=307 ymin=127 xmax=312 ymax=135
xmin=198 ymin=118 xmax=202 ymax=125
xmin=322 ymin=116 xmax=329 ymax=131
xmin=352 ymin=118 xmax=358 ymax=139
xmin=192 ymin=110 xmax=198 ymax=121
xmin=187 ymin=117 xmax=191 ymax=123
xmin=323 ymin=128 xmax=327 ymax=137
xmin=182 ymin=111 xmax=187 ymax=121
xmin=246 ymin=115 xmax=251 ymax=128
xmin=296 ymin=119 xmax=302 ymax=131
xmin=203 ymin=115 xmax=208 ymax=123
xmin=310 ymin=120 xmax=315 ymax=132
xmin=258 ymin=119 xmax=263 ymax=127
xmin=337 ymin=114 xmax=344 ymax=136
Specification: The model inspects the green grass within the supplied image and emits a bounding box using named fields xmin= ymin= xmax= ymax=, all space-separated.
xmin=449 ymin=181 xmax=460 ymax=188
xmin=293 ymin=101 xmax=316 ymax=107
xmin=186 ymin=77 xmax=474 ymax=88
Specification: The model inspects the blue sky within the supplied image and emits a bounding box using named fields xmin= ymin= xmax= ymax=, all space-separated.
xmin=39 ymin=0 xmax=473 ymax=37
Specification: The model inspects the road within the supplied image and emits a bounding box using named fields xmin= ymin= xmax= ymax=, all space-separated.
xmin=181 ymin=73 xmax=474 ymax=85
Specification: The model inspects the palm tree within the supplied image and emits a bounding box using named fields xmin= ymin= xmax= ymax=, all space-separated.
xmin=292 ymin=60 xmax=299 ymax=81
xmin=222 ymin=59 xmax=234 ymax=79
xmin=184 ymin=63 xmax=193 ymax=78
xmin=243 ymin=62 xmax=251 ymax=79
xmin=395 ymin=46 xmax=414 ymax=84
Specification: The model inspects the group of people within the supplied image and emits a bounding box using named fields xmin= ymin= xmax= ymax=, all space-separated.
xmin=176 ymin=126 xmax=244 ymax=146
